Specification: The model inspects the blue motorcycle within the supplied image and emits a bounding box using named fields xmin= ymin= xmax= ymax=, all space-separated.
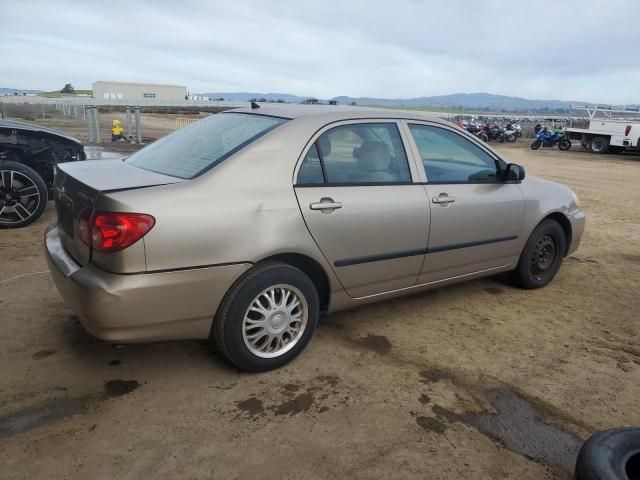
xmin=531 ymin=128 xmax=572 ymax=151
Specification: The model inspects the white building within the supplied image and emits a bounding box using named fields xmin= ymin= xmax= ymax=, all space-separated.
xmin=92 ymin=81 xmax=188 ymax=101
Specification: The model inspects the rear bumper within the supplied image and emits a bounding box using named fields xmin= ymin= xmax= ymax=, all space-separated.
xmin=567 ymin=208 xmax=586 ymax=256
xmin=44 ymin=224 xmax=251 ymax=342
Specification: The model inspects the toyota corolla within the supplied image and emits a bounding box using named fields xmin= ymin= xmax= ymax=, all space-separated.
xmin=45 ymin=105 xmax=585 ymax=371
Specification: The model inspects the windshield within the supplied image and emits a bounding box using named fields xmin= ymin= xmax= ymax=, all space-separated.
xmin=126 ymin=113 xmax=288 ymax=179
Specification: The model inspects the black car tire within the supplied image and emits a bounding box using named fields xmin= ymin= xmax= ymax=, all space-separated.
xmin=0 ymin=160 xmax=48 ymax=228
xmin=212 ymin=261 xmax=319 ymax=372
xmin=531 ymin=139 xmax=542 ymax=150
xmin=589 ymin=136 xmax=609 ymax=154
xmin=510 ymin=219 xmax=566 ymax=289
xmin=575 ymin=428 xmax=640 ymax=480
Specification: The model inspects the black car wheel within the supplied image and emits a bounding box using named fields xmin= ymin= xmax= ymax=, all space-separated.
xmin=212 ymin=261 xmax=319 ymax=372
xmin=575 ymin=428 xmax=640 ymax=480
xmin=510 ymin=219 xmax=566 ymax=289
xmin=0 ymin=160 xmax=48 ymax=228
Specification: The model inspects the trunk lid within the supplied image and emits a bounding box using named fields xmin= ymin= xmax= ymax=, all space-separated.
xmin=54 ymin=160 xmax=183 ymax=266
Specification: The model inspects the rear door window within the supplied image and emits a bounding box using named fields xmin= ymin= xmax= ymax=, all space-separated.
xmin=296 ymin=123 xmax=411 ymax=185
xmin=127 ymin=113 xmax=287 ymax=179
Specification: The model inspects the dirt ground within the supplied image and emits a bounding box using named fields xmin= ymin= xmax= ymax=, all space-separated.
xmin=1 ymin=137 xmax=639 ymax=480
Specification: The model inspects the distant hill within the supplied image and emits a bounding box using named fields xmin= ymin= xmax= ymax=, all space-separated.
xmin=200 ymin=91 xmax=640 ymax=112
xmin=201 ymin=91 xmax=586 ymax=111
xmin=331 ymin=93 xmax=579 ymax=111
xmin=0 ymin=87 xmax=42 ymax=96
xmin=203 ymin=92 xmax=308 ymax=103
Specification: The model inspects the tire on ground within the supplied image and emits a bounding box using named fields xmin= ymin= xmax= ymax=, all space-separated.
xmin=211 ymin=261 xmax=320 ymax=372
xmin=509 ymin=218 xmax=566 ymax=289
xmin=574 ymin=428 xmax=640 ymax=480
xmin=558 ymin=139 xmax=572 ymax=151
xmin=0 ymin=160 xmax=48 ymax=228
xmin=589 ymin=136 xmax=609 ymax=154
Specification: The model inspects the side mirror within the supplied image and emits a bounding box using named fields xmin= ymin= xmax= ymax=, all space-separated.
xmin=504 ymin=163 xmax=525 ymax=181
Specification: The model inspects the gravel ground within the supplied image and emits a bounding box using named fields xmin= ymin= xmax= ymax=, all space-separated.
xmin=1 ymin=141 xmax=639 ymax=480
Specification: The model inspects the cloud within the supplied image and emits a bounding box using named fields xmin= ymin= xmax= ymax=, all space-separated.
xmin=1 ymin=0 xmax=638 ymax=103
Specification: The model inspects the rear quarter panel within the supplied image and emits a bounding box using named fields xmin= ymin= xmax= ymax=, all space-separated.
xmin=105 ymin=120 xmax=345 ymax=292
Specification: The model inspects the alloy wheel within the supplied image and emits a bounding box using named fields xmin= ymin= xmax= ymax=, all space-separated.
xmin=0 ymin=169 xmax=42 ymax=226
xmin=242 ymin=284 xmax=308 ymax=358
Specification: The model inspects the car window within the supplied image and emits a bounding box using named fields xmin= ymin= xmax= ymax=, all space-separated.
xmin=300 ymin=123 xmax=411 ymax=185
xmin=408 ymin=124 xmax=499 ymax=183
xmin=126 ymin=113 xmax=287 ymax=179
xmin=296 ymin=143 xmax=325 ymax=184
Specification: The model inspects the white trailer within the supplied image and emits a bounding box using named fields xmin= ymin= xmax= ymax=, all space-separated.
xmin=565 ymin=104 xmax=640 ymax=154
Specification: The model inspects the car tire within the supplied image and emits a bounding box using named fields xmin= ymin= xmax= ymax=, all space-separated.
xmin=510 ymin=219 xmax=566 ymax=289
xmin=531 ymin=139 xmax=542 ymax=150
xmin=211 ymin=261 xmax=319 ymax=372
xmin=558 ymin=139 xmax=572 ymax=151
xmin=574 ymin=428 xmax=640 ymax=480
xmin=589 ymin=136 xmax=609 ymax=154
xmin=0 ymin=160 xmax=48 ymax=228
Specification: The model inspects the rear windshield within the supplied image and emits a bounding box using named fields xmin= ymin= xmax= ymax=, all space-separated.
xmin=126 ymin=113 xmax=288 ymax=179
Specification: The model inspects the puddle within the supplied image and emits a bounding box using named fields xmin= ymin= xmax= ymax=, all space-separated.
xmin=0 ymin=379 xmax=141 ymax=437
xmin=433 ymin=389 xmax=582 ymax=472
xmin=235 ymin=397 xmax=264 ymax=418
xmin=416 ymin=416 xmax=446 ymax=433
xmin=103 ymin=379 xmax=139 ymax=398
xmin=83 ymin=146 xmax=127 ymax=161
xmin=0 ymin=396 xmax=90 ymax=437
xmin=273 ymin=392 xmax=314 ymax=416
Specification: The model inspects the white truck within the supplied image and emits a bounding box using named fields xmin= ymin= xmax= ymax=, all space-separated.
xmin=565 ymin=105 xmax=640 ymax=154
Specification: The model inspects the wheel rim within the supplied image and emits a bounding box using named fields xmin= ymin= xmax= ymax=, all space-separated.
xmin=242 ymin=284 xmax=308 ymax=358
xmin=0 ymin=169 xmax=41 ymax=226
xmin=530 ymin=234 xmax=557 ymax=280
xmin=592 ymin=139 xmax=605 ymax=152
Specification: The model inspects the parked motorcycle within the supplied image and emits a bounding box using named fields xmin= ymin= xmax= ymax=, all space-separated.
xmin=505 ymin=122 xmax=522 ymax=139
xmin=531 ymin=128 xmax=571 ymax=151
xmin=466 ymin=123 xmax=489 ymax=142
xmin=484 ymin=123 xmax=505 ymax=143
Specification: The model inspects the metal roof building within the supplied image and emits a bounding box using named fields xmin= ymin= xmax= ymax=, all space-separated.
xmin=92 ymin=81 xmax=187 ymax=101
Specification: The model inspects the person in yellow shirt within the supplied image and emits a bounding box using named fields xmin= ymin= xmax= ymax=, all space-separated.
xmin=111 ymin=120 xmax=126 ymax=142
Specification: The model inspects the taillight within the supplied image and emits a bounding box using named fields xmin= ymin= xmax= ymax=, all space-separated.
xmin=81 ymin=211 xmax=155 ymax=253
xmin=625 ymin=125 xmax=632 ymax=136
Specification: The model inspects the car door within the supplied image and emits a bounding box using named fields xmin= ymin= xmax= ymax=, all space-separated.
xmin=403 ymin=121 xmax=525 ymax=284
xmin=294 ymin=120 xmax=429 ymax=298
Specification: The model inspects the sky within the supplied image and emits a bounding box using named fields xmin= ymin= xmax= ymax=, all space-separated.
xmin=1 ymin=0 xmax=639 ymax=103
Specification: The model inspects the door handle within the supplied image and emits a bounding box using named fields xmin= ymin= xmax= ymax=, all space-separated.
xmin=432 ymin=194 xmax=456 ymax=205
xmin=310 ymin=198 xmax=342 ymax=212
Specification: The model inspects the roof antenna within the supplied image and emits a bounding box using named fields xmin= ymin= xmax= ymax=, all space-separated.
xmin=250 ymin=101 xmax=260 ymax=109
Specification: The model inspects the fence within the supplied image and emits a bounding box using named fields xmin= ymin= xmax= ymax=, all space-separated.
xmin=0 ymin=96 xmax=249 ymax=109
xmin=175 ymin=117 xmax=199 ymax=129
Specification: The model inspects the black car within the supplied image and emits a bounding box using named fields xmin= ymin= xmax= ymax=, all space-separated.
xmin=0 ymin=119 xmax=85 ymax=228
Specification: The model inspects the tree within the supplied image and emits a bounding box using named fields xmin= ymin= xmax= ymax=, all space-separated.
xmin=61 ymin=83 xmax=75 ymax=94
